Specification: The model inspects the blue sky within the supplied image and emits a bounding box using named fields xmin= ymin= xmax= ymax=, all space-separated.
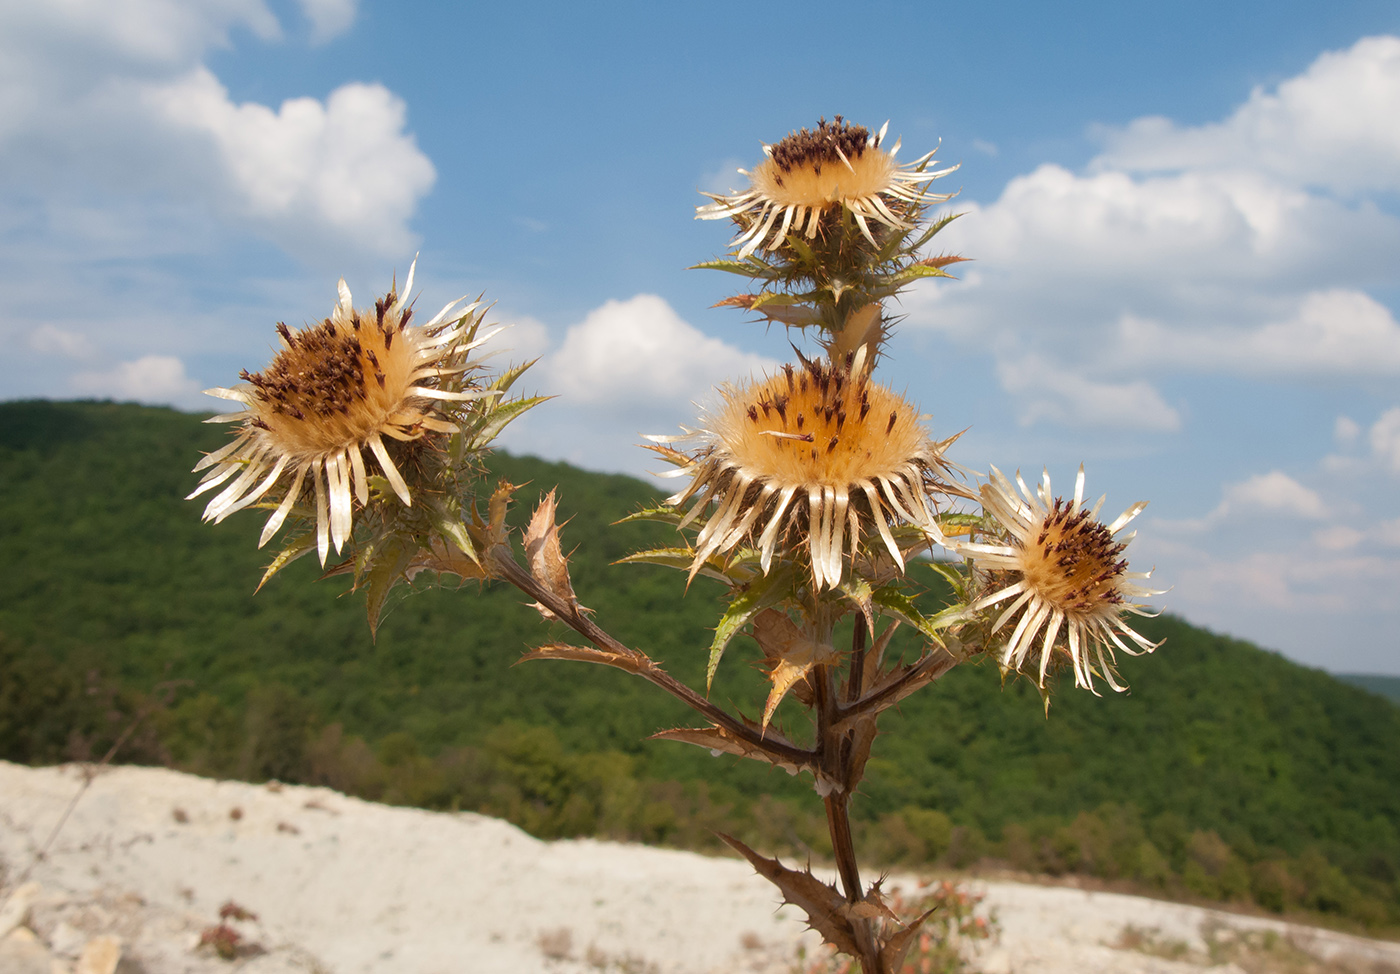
xmin=3 ymin=0 xmax=1399 ymax=675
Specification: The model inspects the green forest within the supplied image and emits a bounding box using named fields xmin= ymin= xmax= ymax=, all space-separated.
xmin=2 ymin=400 xmax=1399 ymax=935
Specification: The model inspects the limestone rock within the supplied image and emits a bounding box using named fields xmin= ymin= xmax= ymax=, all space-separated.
xmin=75 ymin=935 xmax=122 ymax=974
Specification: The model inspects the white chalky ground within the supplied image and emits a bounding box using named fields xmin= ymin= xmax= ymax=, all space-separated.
xmin=2 ymin=762 xmax=1397 ymax=974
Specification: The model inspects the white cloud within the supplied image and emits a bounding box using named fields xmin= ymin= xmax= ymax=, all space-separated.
xmin=297 ymin=0 xmax=356 ymax=44
xmin=540 ymin=295 xmax=776 ymax=408
xmin=28 ymin=324 xmax=94 ymax=359
xmin=1216 ymin=471 xmax=1327 ymax=520
xmin=1368 ymin=407 xmax=1400 ymax=473
xmin=1335 ymin=416 xmax=1362 ymax=443
xmin=0 ymin=1 xmax=279 ymax=75
xmin=1115 ymin=290 xmax=1400 ymax=376
xmin=496 ymin=295 xmax=779 ymax=476
xmin=71 ymin=354 xmax=200 ymax=406
xmin=0 ymin=0 xmax=431 ymax=261
xmin=996 ymin=355 xmax=1181 ymax=431
xmin=1380 ymin=518 xmax=1400 ymax=547
xmin=906 ymin=35 xmax=1400 ymax=435
xmin=146 ymin=69 xmax=434 ymax=255
xmin=1096 ymin=35 xmax=1400 ymax=194
xmin=1313 ymin=526 xmax=1365 ymax=551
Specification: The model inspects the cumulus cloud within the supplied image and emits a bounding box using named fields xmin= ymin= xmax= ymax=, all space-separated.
xmin=996 ymin=355 xmax=1180 ymax=431
xmin=909 ymin=35 xmax=1400 ymax=432
xmin=1115 ymin=290 xmax=1400 ymax=376
xmin=146 ymin=69 xmax=434 ymax=255
xmin=71 ymin=354 xmax=200 ymax=406
xmin=28 ymin=324 xmax=94 ymax=359
xmin=1214 ymin=471 xmax=1328 ymax=520
xmin=1095 ymin=35 xmax=1400 ymax=194
xmin=1380 ymin=518 xmax=1400 ymax=547
xmin=498 ymin=295 xmax=778 ymax=476
xmin=1369 ymin=407 xmax=1400 ymax=474
xmin=1335 ymin=416 xmax=1361 ymax=443
xmin=297 ymin=0 xmax=356 ymax=44
xmin=539 ymin=295 xmax=776 ymax=408
xmin=0 ymin=0 xmax=429 ymax=260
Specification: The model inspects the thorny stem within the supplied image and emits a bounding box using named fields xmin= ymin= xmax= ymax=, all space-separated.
xmin=834 ymin=647 xmax=959 ymax=733
xmin=817 ymin=651 xmax=884 ymax=974
xmin=488 ymin=547 xmax=816 ymax=767
xmin=491 ymin=541 xmax=962 ymax=974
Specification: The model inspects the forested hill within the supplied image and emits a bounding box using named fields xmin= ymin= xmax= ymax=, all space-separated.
xmin=2 ymin=400 xmax=1398 ymax=933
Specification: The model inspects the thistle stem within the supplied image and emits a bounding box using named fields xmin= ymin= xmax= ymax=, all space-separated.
xmin=816 ymin=659 xmax=884 ymax=973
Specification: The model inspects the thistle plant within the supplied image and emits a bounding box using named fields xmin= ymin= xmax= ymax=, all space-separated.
xmin=193 ymin=116 xmax=1162 ymax=974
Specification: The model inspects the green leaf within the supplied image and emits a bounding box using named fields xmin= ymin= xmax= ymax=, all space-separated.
xmin=887 ymin=264 xmax=957 ymax=285
xmin=909 ymin=211 xmax=964 ymax=252
xmin=614 ymin=546 xmax=698 ymax=570
xmin=784 ymin=235 xmax=817 ymax=264
xmin=748 ymin=291 xmax=805 ymax=309
xmin=875 ymin=225 xmax=915 ymax=264
xmin=613 ymin=505 xmax=685 ymax=527
xmin=691 ymin=258 xmax=766 ymax=277
xmin=256 ymin=533 xmax=316 ymax=592
xmin=839 ymin=575 xmax=876 ymax=634
xmin=360 ymin=536 xmax=415 ymax=638
xmin=707 ymin=566 xmax=793 ymax=691
xmin=468 ymin=395 xmax=550 ymax=446
xmin=424 ymin=499 xmax=477 ymax=564
xmin=923 ymin=558 xmax=970 ymax=593
xmin=488 ymin=359 xmax=537 ymax=394
xmin=870 ymin=585 xmax=942 ymax=641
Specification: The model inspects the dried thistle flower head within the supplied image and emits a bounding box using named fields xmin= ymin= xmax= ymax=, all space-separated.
xmin=697 ymin=116 xmax=957 ymax=258
xmin=653 ymin=354 xmax=966 ymax=589
xmin=190 ymin=261 xmax=500 ymax=564
xmin=960 ymin=466 xmax=1163 ymax=692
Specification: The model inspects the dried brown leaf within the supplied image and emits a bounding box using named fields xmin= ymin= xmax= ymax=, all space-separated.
xmin=650 ymin=725 xmax=809 ymax=777
xmin=406 ymin=538 xmax=491 ymax=582
xmin=524 ymin=489 xmax=588 ymax=621
xmin=718 ymin=834 xmax=859 ymax=958
xmin=485 ymin=479 xmax=515 ymax=549
xmin=518 ymin=643 xmax=643 ymax=673
xmin=712 ymin=294 xmax=758 ymax=309
xmin=750 ymin=609 xmax=834 ymax=729
xmin=879 ymin=908 xmax=938 ymax=972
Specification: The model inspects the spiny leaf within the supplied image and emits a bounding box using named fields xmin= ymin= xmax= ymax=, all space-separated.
xmin=887 ymin=263 xmax=959 ymax=286
xmin=487 ymin=359 xmax=537 ymax=394
xmin=524 ymin=489 xmax=586 ymax=621
xmin=909 ymin=210 xmax=964 ymax=252
xmin=783 ymin=235 xmax=817 ymax=264
xmin=650 ymin=724 xmax=809 ymax=776
xmin=880 ymin=908 xmax=938 ymax=973
xmin=748 ymin=291 xmax=805 ymax=309
xmin=614 ymin=547 xmax=728 ymax=582
xmin=359 ymin=536 xmax=414 ymax=638
xmin=423 ymin=498 xmax=476 ymax=565
xmin=518 ymin=643 xmax=641 ymax=673
xmin=870 ymin=585 xmax=944 ymax=642
xmin=691 ymin=258 xmax=768 ymax=277
xmin=839 ymin=575 xmax=876 ymax=636
xmin=708 ymin=566 xmax=793 ymax=691
xmin=613 ymin=505 xmax=686 ymax=527
xmin=481 ymin=479 xmax=516 ymax=551
xmin=717 ymin=834 xmax=859 ymax=958
xmin=468 ymin=395 xmax=549 ymax=446
xmin=256 ymin=533 xmax=316 ymax=592
xmin=751 ymin=609 xmax=830 ymax=727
